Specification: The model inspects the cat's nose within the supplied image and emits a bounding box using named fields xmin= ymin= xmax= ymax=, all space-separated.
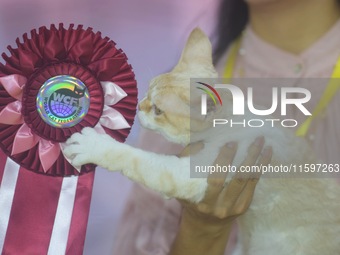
xmin=138 ymin=98 xmax=151 ymax=112
xmin=138 ymin=101 xmax=145 ymax=111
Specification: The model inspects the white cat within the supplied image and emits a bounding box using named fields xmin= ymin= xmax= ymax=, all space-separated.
xmin=63 ymin=28 xmax=340 ymax=254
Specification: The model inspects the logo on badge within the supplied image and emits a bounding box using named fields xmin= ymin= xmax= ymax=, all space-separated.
xmin=36 ymin=75 xmax=90 ymax=128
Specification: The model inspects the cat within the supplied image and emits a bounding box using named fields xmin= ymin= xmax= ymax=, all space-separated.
xmin=63 ymin=28 xmax=340 ymax=255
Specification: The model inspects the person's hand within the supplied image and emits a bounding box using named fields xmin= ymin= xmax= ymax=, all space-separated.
xmin=170 ymin=136 xmax=272 ymax=255
xmin=179 ymin=136 xmax=272 ymax=229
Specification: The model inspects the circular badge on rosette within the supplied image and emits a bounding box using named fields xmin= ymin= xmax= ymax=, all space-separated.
xmin=0 ymin=24 xmax=138 ymax=176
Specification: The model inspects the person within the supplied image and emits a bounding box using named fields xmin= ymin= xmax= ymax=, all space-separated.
xmin=169 ymin=138 xmax=272 ymax=255
xmin=113 ymin=0 xmax=340 ymax=254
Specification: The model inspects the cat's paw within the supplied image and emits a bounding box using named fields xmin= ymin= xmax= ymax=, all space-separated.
xmin=63 ymin=127 xmax=112 ymax=167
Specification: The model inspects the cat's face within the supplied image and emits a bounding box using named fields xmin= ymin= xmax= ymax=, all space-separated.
xmin=73 ymin=86 xmax=85 ymax=98
xmin=138 ymin=28 xmax=218 ymax=145
xmin=138 ymin=73 xmax=191 ymax=144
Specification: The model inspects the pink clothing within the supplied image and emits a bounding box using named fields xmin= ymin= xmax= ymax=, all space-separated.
xmin=113 ymin=20 xmax=340 ymax=255
xmin=228 ymin=22 xmax=340 ymax=165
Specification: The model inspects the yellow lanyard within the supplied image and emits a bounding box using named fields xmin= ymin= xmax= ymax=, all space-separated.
xmin=223 ymin=38 xmax=340 ymax=137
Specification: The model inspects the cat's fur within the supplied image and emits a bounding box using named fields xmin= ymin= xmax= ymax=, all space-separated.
xmin=64 ymin=28 xmax=340 ymax=254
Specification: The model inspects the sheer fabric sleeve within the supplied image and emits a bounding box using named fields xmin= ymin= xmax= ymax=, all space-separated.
xmin=112 ymin=184 xmax=182 ymax=255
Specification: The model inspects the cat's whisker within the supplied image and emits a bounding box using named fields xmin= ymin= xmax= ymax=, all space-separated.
xmin=146 ymin=65 xmax=155 ymax=80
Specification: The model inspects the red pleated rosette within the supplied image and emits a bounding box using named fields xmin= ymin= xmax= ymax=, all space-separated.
xmin=0 ymin=24 xmax=138 ymax=176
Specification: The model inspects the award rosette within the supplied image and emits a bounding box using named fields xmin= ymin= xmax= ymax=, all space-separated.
xmin=0 ymin=24 xmax=137 ymax=254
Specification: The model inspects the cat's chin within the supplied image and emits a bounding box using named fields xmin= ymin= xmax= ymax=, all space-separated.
xmin=138 ymin=111 xmax=189 ymax=145
xmin=151 ymin=128 xmax=189 ymax=146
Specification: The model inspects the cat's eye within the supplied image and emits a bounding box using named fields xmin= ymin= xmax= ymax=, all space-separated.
xmin=153 ymin=105 xmax=163 ymax=116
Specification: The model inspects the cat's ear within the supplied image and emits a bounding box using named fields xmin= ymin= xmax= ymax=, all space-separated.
xmin=173 ymin=28 xmax=214 ymax=71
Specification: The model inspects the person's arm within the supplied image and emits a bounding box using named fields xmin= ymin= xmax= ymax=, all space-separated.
xmin=170 ymin=137 xmax=272 ymax=255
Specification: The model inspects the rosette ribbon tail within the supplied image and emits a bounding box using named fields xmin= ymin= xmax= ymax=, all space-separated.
xmin=11 ymin=124 xmax=40 ymax=156
xmin=0 ymin=151 xmax=95 ymax=254
xmin=0 ymin=74 xmax=26 ymax=100
xmin=99 ymin=105 xmax=130 ymax=130
xmin=0 ymin=101 xmax=24 ymax=125
xmin=39 ymin=139 xmax=61 ymax=173
xmin=100 ymin=81 xmax=127 ymax=105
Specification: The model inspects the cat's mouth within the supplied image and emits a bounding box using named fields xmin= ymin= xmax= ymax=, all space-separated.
xmin=137 ymin=111 xmax=151 ymax=129
xmin=137 ymin=111 xmax=189 ymax=145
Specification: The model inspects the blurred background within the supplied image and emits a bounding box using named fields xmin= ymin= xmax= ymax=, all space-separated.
xmin=0 ymin=0 xmax=219 ymax=253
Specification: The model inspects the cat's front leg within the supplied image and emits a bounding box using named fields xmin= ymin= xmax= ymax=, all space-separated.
xmin=64 ymin=127 xmax=207 ymax=202
xmin=63 ymin=127 xmax=127 ymax=171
